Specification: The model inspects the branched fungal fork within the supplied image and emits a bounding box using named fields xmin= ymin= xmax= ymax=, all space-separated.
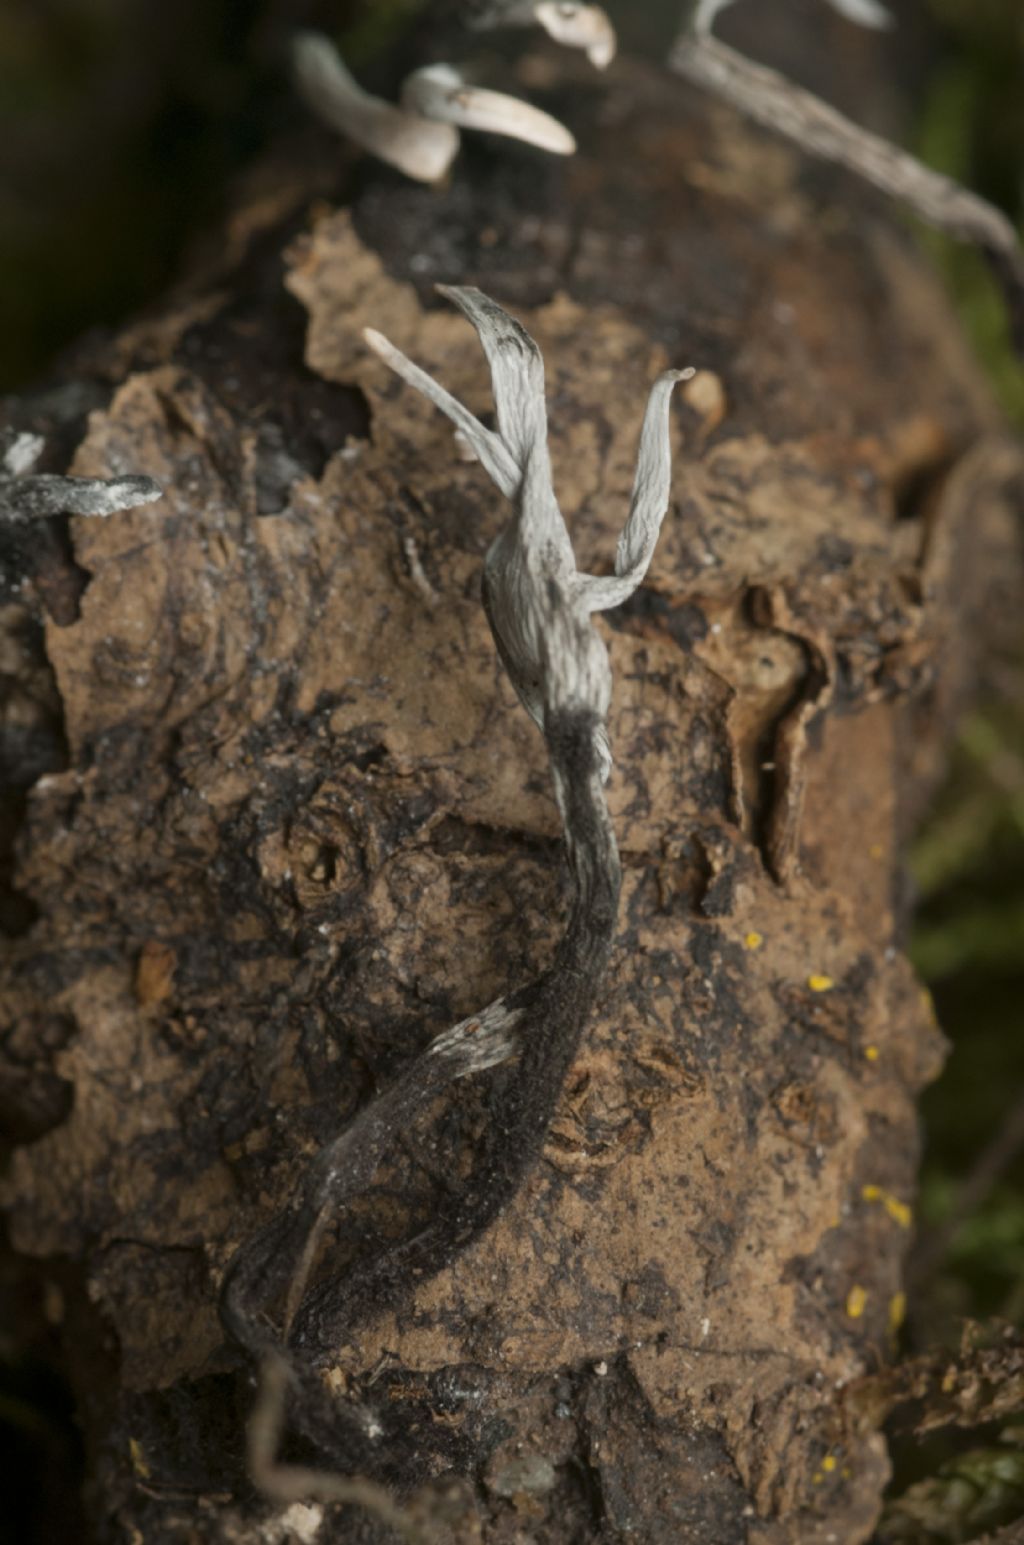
xmin=365 ymin=287 xmax=690 ymax=781
xmin=0 ymin=430 xmax=162 ymax=523
xmin=674 ymin=0 xmax=1024 ymax=354
xmin=291 ymin=31 xmax=575 ymax=183
xmin=221 ymin=291 xmax=687 ymax=1470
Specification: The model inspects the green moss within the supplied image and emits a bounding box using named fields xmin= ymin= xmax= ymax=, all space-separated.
xmin=916 ymin=1 xmax=1024 ymax=426
xmin=881 ymin=1431 xmax=1024 ymax=1544
xmin=338 ymin=0 xmax=428 ymax=66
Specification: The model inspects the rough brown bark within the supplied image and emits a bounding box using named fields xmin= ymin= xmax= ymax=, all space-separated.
xmin=2 ymin=42 xmax=1023 ymax=1545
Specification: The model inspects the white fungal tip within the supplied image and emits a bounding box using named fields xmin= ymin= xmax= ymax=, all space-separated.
xmin=362 ymin=327 xmax=389 ymax=356
xmin=105 ymin=475 xmax=164 ymax=510
xmin=2 ymin=432 xmax=45 ymax=477
xmin=825 ymin=0 xmax=894 ymax=28
xmin=401 ymin=66 xmax=576 ymax=156
xmin=534 ymin=3 xmax=618 ymax=69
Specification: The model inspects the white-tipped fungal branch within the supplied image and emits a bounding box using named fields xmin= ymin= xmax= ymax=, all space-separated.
xmin=674 ymin=2 xmax=1024 ymax=354
xmin=0 ymin=429 xmax=162 ymax=523
xmin=221 ymin=293 xmax=686 ymax=1485
xmin=291 ymin=31 xmax=576 ymax=183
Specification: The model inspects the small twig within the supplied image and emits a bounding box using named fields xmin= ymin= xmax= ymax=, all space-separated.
xmin=401 ymin=535 xmax=439 ymax=606
xmin=249 ymin=1353 xmax=430 ymax=1542
xmin=669 ymin=30 xmax=1024 ymax=356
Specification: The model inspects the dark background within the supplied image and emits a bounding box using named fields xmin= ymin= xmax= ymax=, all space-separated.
xmin=0 ymin=2 xmax=1022 ymax=1539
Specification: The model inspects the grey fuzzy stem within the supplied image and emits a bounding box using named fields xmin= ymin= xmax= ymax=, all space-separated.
xmin=0 ymin=472 xmax=163 ymax=523
xmin=670 ymin=32 xmax=1024 ymax=355
xmin=248 ymin=1353 xmax=430 ymax=1542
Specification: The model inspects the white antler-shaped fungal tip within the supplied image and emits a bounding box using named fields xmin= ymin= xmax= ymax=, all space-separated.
xmin=534 ymin=3 xmax=618 ymax=69
xmin=367 ymin=289 xmax=687 ymax=778
xmin=401 ymin=66 xmax=576 ymax=156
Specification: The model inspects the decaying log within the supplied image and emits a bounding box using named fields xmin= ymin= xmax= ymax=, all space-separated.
xmin=1 ymin=37 xmax=1022 ymax=1545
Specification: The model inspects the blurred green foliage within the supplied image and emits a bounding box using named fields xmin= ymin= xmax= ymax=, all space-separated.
xmin=916 ymin=0 xmax=1024 ymax=427
xmin=880 ymin=1427 xmax=1024 ymax=1544
xmin=882 ymin=4 xmax=1024 ymax=1537
xmin=907 ymin=0 xmax=1024 ymax=1341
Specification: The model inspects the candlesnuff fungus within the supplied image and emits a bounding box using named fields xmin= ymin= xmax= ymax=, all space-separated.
xmin=291 ymin=31 xmax=576 ymax=183
xmin=0 ymin=429 xmax=162 ymax=523
xmin=220 ymin=293 xmax=687 ymax=1482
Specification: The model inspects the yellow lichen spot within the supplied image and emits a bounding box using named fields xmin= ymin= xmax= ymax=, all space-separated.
xmin=864 ymin=1044 xmax=880 ymax=1062
xmin=883 ymin=1195 xmax=913 ymax=1229
xmin=846 ymin=1285 xmax=867 ymax=1319
xmin=744 ymin=931 xmax=764 ymax=951
xmin=808 ymin=974 xmax=834 ymax=993
xmin=129 ymin=1437 xmax=151 ymax=1480
xmin=861 ymin=1184 xmax=912 ymax=1228
xmin=889 ymin=1292 xmax=907 ymax=1332
xmin=821 ymin=1455 xmax=837 ymax=1473
xmin=841 ymin=1467 xmax=852 ymax=1480
xmin=869 ymin=842 xmax=884 ymax=860
xmin=811 ymin=1471 xmax=823 ymax=1485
